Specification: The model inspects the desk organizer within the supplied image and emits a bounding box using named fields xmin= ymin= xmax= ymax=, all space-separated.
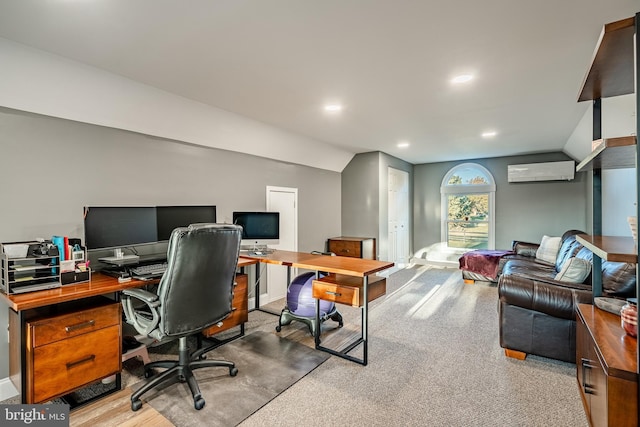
xmin=1 ymin=242 xmax=61 ymax=294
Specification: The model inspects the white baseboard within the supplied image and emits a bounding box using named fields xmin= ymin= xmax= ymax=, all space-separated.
xmin=0 ymin=377 xmax=18 ymax=401
xmin=248 ymin=293 xmax=270 ymax=310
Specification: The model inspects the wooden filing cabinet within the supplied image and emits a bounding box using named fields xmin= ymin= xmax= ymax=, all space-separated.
xmin=576 ymin=303 xmax=637 ymax=427
xmin=23 ymin=302 xmax=122 ymax=403
xmin=327 ymin=237 xmax=376 ymax=260
xmin=203 ymin=273 xmax=248 ymax=337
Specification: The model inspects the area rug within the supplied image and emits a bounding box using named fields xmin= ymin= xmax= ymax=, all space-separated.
xmin=133 ymin=331 xmax=329 ymax=426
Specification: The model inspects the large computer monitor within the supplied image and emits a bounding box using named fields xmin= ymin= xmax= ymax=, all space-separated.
xmin=156 ymin=206 xmax=217 ymax=241
xmin=84 ymin=205 xmax=218 ymax=251
xmin=232 ymin=211 xmax=280 ymax=248
xmin=83 ymin=206 xmax=158 ymax=251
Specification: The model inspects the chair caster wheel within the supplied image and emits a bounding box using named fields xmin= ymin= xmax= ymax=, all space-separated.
xmin=230 ymin=367 xmax=238 ymax=377
xmin=131 ymin=399 xmax=143 ymax=411
xmin=143 ymin=369 xmax=153 ymax=379
xmin=194 ymin=397 xmax=206 ymax=410
xmin=275 ymin=325 xmax=281 ymax=332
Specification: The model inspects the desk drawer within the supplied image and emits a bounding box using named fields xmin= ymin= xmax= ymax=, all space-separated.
xmin=328 ymin=240 xmax=362 ymax=258
xmin=203 ymin=274 xmax=248 ymax=336
xmin=29 ymin=304 xmax=120 ymax=347
xmin=313 ymin=275 xmax=386 ymax=307
xmin=31 ymin=325 xmax=121 ymax=403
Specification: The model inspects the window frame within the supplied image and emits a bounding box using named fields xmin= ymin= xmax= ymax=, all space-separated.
xmin=440 ymin=163 xmax=496 ymax=250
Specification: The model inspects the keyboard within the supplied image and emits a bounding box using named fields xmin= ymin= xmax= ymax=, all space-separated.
xmin=130 ymin=262 xmax=167 ymax=279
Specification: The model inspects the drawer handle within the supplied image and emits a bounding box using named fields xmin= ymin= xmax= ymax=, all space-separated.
xmin=581 ymin=358 xmax=597 ymax=394
xmin=66 ymin=354 xmax=96 ymax=369
xmin=341 ymin=249 xmax=350 ymax=253
xmin=65 ymin=320 xmax=95 ymax=333
xmin=326 ymin=291 xmax=342 ymax=296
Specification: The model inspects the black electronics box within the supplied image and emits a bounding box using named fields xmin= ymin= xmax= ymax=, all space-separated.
xmin=61 ymin=270 xmax=91 ymax=285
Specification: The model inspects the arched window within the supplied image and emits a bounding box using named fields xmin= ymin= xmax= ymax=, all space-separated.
xmin=441 ymin=163 xmax=496 ymax=250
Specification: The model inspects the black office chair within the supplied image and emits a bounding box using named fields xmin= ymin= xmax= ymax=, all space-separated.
xmin=121 ymin=223 xmax=242 ymax=411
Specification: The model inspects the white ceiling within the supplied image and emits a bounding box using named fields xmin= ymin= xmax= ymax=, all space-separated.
xmin=0 ymin=1 xmax=637 ymax=166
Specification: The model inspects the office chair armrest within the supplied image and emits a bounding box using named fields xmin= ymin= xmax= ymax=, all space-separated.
xmin=121 ymin=288 xmax=161 ymax=337
xmin=122 ymin=288 xmax=160 ymax=304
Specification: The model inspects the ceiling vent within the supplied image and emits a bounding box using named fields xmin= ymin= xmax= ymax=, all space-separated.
xmin=507 ymin=161 xmax=575 ymax=183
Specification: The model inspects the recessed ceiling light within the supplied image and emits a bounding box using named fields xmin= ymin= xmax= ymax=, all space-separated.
xmin=324 ymin=104 xmax=343 ymax=112
xmin=451 ymin=74 xmax=474 ymax=84
xmin=397 ymin=141 xmax=410 ymax=148
xmin=482 ymin=131 xmax=497 ymax=138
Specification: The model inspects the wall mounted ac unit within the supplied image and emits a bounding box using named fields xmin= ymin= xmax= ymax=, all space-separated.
xmin=507 ymin=161 xmax=575 ymax=182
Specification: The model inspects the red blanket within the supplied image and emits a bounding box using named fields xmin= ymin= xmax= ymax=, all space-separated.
xmin=459 ymin=250 xmax=514 ymax=280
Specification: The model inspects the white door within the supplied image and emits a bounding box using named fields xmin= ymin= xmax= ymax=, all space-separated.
xmin=265 ymin=186 xmax=298 ymax=303
xmin=388 ymin=167 xmax=409 ymax=264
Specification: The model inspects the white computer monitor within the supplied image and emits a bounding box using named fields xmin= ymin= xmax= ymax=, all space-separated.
xmin=232 ymin=211 xmax=280 ymax=249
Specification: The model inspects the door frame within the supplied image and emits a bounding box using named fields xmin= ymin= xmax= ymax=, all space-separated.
xmin=387 ymin=167 xmax=410 ymax=266
xmin=264 ymin=186 xmax=298 ymax=304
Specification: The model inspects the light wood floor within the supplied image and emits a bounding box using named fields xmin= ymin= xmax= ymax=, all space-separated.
xmin=70 ymin=387 xmax=173 ymax=427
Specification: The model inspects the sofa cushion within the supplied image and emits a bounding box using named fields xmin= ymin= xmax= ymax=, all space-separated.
xmin=554 ymin=257 xmax=591 ymax=283
xmin=501 ymin=258 xmax=558 ymax=281
xmin=555 ymin=235 xmax=583 ymax=272
xmin=498 ymin=270 xmax=592 ymax=320
xmin=536 ymin=235 xmax=561 ymax=263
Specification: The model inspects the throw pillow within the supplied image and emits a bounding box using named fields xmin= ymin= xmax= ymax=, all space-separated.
xmin=536 ymin=235 xmax=562 ymax=264
xmin=555 ymin=257 xmax=591 ymax=283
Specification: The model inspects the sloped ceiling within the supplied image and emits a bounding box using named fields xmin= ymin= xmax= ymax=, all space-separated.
xmin=0 ymin=1 xmax=637 ymax=171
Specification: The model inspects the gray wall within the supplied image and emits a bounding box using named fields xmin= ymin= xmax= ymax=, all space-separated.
xmin=341 ymin=152 xmax=380 ymax=252
xmin=341 ymin=152 xmax=413 ymax=260
xmin=413 ymin=152 xmax=588 ymax=252
xmin=0 ymin=107 xmax=341 ymax=379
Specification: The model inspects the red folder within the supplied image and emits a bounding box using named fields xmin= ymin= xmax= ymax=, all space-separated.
xmin=64 ymin=236 xmax=70 ymax=261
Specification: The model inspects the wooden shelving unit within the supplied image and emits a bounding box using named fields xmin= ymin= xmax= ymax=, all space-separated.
xmin=576 ymin=136 xmax=637 ymax=171
xmin=578 ymin=16 xmax=636 ymax=102
xmin=575 ymin=12 xmax=639 ymax=426
xmin=576 ymin=235 xmax=637 ymax=263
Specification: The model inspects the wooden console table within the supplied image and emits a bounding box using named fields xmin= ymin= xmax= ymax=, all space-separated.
xmin=576 ymin=303 xmax=637 ymax=426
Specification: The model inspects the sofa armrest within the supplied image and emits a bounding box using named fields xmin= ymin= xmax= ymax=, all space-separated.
xmin=498 ymin=273 xmax=592 ymax=320
xmin=511 ymin=241 xmax=539 ymax=257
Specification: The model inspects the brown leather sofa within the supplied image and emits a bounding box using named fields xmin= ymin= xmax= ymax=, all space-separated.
xmin=498 ymin=230 xmax=636 ymax=363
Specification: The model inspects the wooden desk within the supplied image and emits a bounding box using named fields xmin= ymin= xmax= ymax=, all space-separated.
xmin=1 ymin=257 xmax=257 ymax=405
xmin=1 ymin=273 xmax=156 ymax=405
xmin=240 ymin=250 xmax=394 ymax=365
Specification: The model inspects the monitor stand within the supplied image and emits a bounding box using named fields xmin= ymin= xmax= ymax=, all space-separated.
xmin=242 ymin=244 xmax=274 ymax=256
xmin=98 ymin=254 xmax=140 ymax=265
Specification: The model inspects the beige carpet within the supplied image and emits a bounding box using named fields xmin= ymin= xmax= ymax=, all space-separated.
xmin=240 ymin=266 xmax=589 ymax=427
